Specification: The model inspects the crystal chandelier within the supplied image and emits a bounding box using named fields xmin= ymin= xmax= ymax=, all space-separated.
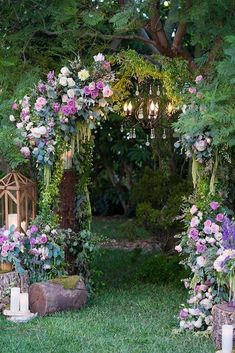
xmin=122 ymin=84 xmax=174 ymax=145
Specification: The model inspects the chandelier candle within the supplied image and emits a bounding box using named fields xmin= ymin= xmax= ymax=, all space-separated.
xmin=10 ymin=287 xmax=20 ymax=313
xmin=222 ymin=324 xmax=233 ymax=353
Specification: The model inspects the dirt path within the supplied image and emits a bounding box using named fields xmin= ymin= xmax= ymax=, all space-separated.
xmin=100 ymin=238 xmax=161 ymax=252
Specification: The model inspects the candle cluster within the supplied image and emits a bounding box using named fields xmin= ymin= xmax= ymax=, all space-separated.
xmin=10 ymin=287 xmax=29 ymax=314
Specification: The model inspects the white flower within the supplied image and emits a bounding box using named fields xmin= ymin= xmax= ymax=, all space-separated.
xmin=67 ymin=89 xmax=75 ymax=98
xmin=205 ymin=315 xmax=213 ymax=325
xmin=215 ymin=232 xmax=222 ymax=241
xmin=31 ymin=126 xmax=47 ymax=138
xmin=16 ymin=122 xmax=24 ymax=129
xmin=26 ymin=122 xmax=33 ymax=131
xmin=200 ymin=298 xmax=212 ymax=310
xmin=60 ymin=66 xmax=70 ymax=76
xmin=182 ymin=104 xmax=187 ymax=113
xmin=78 ymin=69 xmax=90 ymax=81
xmin=67 ymin=78 xmax=75 ymax=87
xmin=197 ymin=211 xmax=203 ymax=219
xmin=190 ymin=205 xmax=198 ymax=215
xmin=194 ymin=318 xmax=202 ymax=328
xmin=45 ymin=225 xmax=50 ymax=232
xmin=197 ymin=256 xmax=207 ymax=268
xmin=62 ymin=94 xmax=69 ymax=103
xmin=9 ymin=114 xmax=15 ymax=122
xmin=180 ymin=320 xmax=186 ymax=329
xmin=93 ymin=53 xmax=105 ymax=62
xmin=59 ymin=76 xmax=68 ymax=86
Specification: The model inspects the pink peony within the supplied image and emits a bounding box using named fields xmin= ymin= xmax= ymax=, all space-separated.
xmin=12 ymin=102 xmax=19 ymax=110
xmin=211 ymin=223 xmax=220 ymax=234
xmin=204 ymin=220 xmax=212 ymax=227
xmin=210 ymin=201 xmax=220 ymax=210
xmin=34 ymin=97 xmax=47 ymax=111
xmin=195 ymin=75 xmax=203 ymax=84
xmin=188 ymin=87 xmax=197 ymax=94
xmin=103 ymin=86 xmax=113 ymax=98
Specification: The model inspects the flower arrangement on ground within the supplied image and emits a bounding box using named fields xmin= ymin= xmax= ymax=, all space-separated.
xmin=176 ymin=201 xmax=229 ymax=331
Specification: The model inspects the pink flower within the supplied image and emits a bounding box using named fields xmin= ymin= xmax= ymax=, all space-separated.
xmin=203 ymin=226 xmax=212 ymax=235
xmin=210 ymin=201 xmax=220 ymax=210
xmin=179 ymin=309 xmax=188 ymax=319
xmin=188 ymin=228 xmax=199 ymax=241
xmin=196 ymin=243 xmax=207 ymax=253
xmin=34 ymin=97 xmax=47 ymax=111
xmin=9 ymin=243 xmax=15 ymax=251
xmin=89 ymin=82 xmax=96 ymax=90
xmin=103 ymin=86 xmax=113 ymax=98
xmin=188 ymin=87 xmax=197 ymax=94
xmin=2 ymin=244 xmax=10 ymax=252
xmin=20 ymin=146 xmax=30 ymax=159
xmin=91 ymin=90 xmax=99 ymax=100
xmin=39 ymin=234 xmax=48 ymax=244
xmin=83 ymin=86 xmax=91 ymax=95
xmin=195 ymin=75 xmax=203 ymax=84
xmin=211 ymin=223 xmax=220 ymax=234
xmin=102 ymin=61 xmax=111 ymax=70
xmin=204 ymin=220 xmax=212 ymax=227
xmin=53 ymin=103 xmax=60 ymax=113
xmin=216 ymin=213 xmax=224 ymax=222
xmin=175 ymin=245 xmax=182 ymax=253
xmin=1 ymin=251 xmax=8 ymax=257
xmin=30 ymin=238 xmax=36 ymax=246
xmin=190 ymin=216 xmax=200 ymax=227
xmin=31 ymin=248 xmax=40 ymax=255
xmin=12 ymin=102 xmax=19 ymax=110
xmin=190 ymin=205 xmax=198 ymax=215
xmin=94 ymin=53 xmax=105 ymax=62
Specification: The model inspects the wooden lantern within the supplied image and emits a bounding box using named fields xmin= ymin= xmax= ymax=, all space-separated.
xmin=0 ymin=171 xmax=36 ymax=232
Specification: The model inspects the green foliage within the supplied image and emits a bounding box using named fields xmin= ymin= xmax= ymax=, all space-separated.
xmin=0 ymin=125 xmax=28 ymax=170
xmin=132 ymin=167 xmax=192 ymax=233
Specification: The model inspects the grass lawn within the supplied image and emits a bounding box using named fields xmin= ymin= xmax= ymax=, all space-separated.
xmin=0 ymin=249 xmax=215 ymax=353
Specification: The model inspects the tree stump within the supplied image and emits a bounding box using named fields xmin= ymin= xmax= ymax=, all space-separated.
xmin=212 ymin=303 xmax=235 ymax=349
xmin=29 ymin=276 xmax=87 ymax=316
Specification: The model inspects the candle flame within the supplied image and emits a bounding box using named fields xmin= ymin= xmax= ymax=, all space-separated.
xmin=167 ymin=102 xmax=173 ymax=115
xmin=149 ymin=101 xmax=155 ymax=112
xmin=124 ymin=102 xmax=128 ymax=112
xmin=128 ymin=102 xmax=132 ymax=112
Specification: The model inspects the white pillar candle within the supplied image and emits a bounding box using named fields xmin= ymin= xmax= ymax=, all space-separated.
xmin=10 ymin=287 xmax=20 ymax=313
xmin=222 ymin=324 xmax=233 ymax=353
xmin=19 ymin=293 xmax=29 ymax=313
xmin=8 ymin=213 xmax=18 ymax=229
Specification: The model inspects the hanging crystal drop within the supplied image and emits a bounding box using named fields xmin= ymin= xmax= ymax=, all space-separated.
xmin=149 ymin=85 xmax=152 ymax=96
xmin=145 ymin=135 xmax=150 ymax=147
xmin=133 ymin=128 xmax=136 ymax=139
xmin=120 ymin=124 xmax=124 ymax=133
xmin=135 ymin=86 xmax=140 ymax=96
xmin=129 ymin=129 xmax=133 ymax=139
xmin=138 ymin=108 xmax=144 ymax=120
xmin=162 ymin=129 xmax=166 ymax=140
xmin=157 ymin=85 xmax=160 ymax=96
xmin=150 ymin=128 xmax=155 ymax=139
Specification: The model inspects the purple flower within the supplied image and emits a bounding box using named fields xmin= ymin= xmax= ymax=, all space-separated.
xmin=96 ymin=81 xmax=105 ymax=90
xmin=91 ymin=90 xmax=99 ymax=99
xmin=30 ymin=238 xmax=36 ymax=246
xmin=216 ymin=213 xmax=224 ymax=222
xmin=12 ymin=102 xmax=19 ymax=110
xmin=37 ymin=83 xmax=46 ymax=93
xmin=53 ymin=102 xmax=60 ymax=113
xmin=39 ymin=234 xmax=48 ymax=244
xmin=47 ymin=71 xmax=55 ymax=84
xmin=196 ymin=243 xmax=207 ymax=254
xmin=222 ymin=217 xmax=235 ymax=249
xmin=188 ymin=228 xmax=199 ymax=241
xmin=30 ymin=225 xmax=38 ymax=234
xmin=203 ymin=226 xmax=212 ymax=235
xmin=83 ymin=86 xmax=91 ymax=95
xmin=210 ymin=201 xmax=220 ymax=210
xmin=179 ymin=309 xmax=188 ymax=319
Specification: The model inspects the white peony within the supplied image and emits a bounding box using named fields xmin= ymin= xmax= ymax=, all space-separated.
xmin=59 ymin=76 xmax=68 ymax=86
xmin=78 ymin=69 xmax=90 ymax=81
xmin=194 ymin=318 xmax=202 ymax=328
xmin=60 ymin=67 xmax=70 ymax=76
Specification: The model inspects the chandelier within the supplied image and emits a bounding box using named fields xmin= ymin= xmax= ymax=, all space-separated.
xmin=121 ymin=84 xmax=174 ymax=145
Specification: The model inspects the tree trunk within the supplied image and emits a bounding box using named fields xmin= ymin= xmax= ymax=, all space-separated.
xmin=29 ymin=278 xmax=87 ymax=316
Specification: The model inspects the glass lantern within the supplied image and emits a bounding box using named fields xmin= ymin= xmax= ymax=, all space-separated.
xmin=0 ymin=172 xmax=36 ymax=232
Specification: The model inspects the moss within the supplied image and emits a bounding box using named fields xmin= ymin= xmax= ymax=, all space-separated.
xmin=49 ymin=275 xmax=80 ymax=289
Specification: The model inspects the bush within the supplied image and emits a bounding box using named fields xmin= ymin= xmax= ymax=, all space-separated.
xmin=136 ymin=254 xmax=189 ymax=286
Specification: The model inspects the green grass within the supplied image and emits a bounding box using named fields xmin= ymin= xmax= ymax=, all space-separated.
xmin=92 ymin=216 xmax=151 ymax=241
xmin=0 ymin=249 xmax=215 ymax=353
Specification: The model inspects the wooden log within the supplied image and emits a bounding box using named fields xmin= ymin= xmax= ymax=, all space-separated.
xmin=29 ymin=276 xmax=87 ymax=316
xmin=212 ymin=303 xmax=235 ymax=349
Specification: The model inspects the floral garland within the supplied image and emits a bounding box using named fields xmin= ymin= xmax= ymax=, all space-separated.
xmin=10 ymin=53 xmax=114 ymax=185
xmin=175 ymin=201 xmax=230 ymax=331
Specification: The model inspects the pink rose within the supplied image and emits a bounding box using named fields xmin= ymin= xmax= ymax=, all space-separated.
xmin=188 ymin=87 xmax=197 ymax=94
xmin=211 ymin=223 xmax=220 ymax=234
xmin=103 ymin=86 xmax=113 ymax=98
xmin=188 ymin=228 xmax=199 ymax=241
xmin=34 ymin=97 xmax=47 ymax=111
xmin=39 ymin=234 xmax=48 ymax=244
xmin=102 ymin=61 xmax=111 ymax=70
xmin=12 ymin=102 xmax=19 ymax=110
xmin=89 ymin=82 xmax=96 ymax=90
xmin=2 ymin=244 xmax=10 ymax=252
xmin=96 ymin=81 xmax=105 ymax=90
xmin=203 ymin=226 xmax=212 ymax=235
xmin=190 ymin=216 xmax=199 ymax=227
xmin=210 ymin=201 xmax=220 ymax=210
xmin=20 ymin=146 xmax=31 ymax=159
xmin=204 ymin=220 xmax=212 ymax=227
xmin=216 ymin=213 xmax=224 ymax=222
xmin=175 ymin=245 xmax=182 ymax=253
xmin=1 ymin=251 xmax=8 ymax=257
xmin=91 ymin=90 xmax=99 ymax=100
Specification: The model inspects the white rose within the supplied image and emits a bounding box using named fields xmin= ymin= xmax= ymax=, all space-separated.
xmin=60 ymin=67 xmax=70 ymax=76
xmin=59 ymin=76 xmax=68 ymax=86
xmin=9 ymin=115 xmax=15 ymax=122
xmin=16 ymin=122 xmax=24 ymax=129
xmin=194 ymin=318 xmax=202 ymax=328
xmin=67 ymin=78 xmax=75 ymax=87
xmin=78 ymin=69 xmax=90 ymax=81
xmin=67 ymin=89 xmax=75 ymax=98
xmin=38 ymin=126 xmax=47 ymax=135
xmin=215 ymin=232 xmax=222 ymax=241
xmin=26 ymin=122 xmax=33 ymax=131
